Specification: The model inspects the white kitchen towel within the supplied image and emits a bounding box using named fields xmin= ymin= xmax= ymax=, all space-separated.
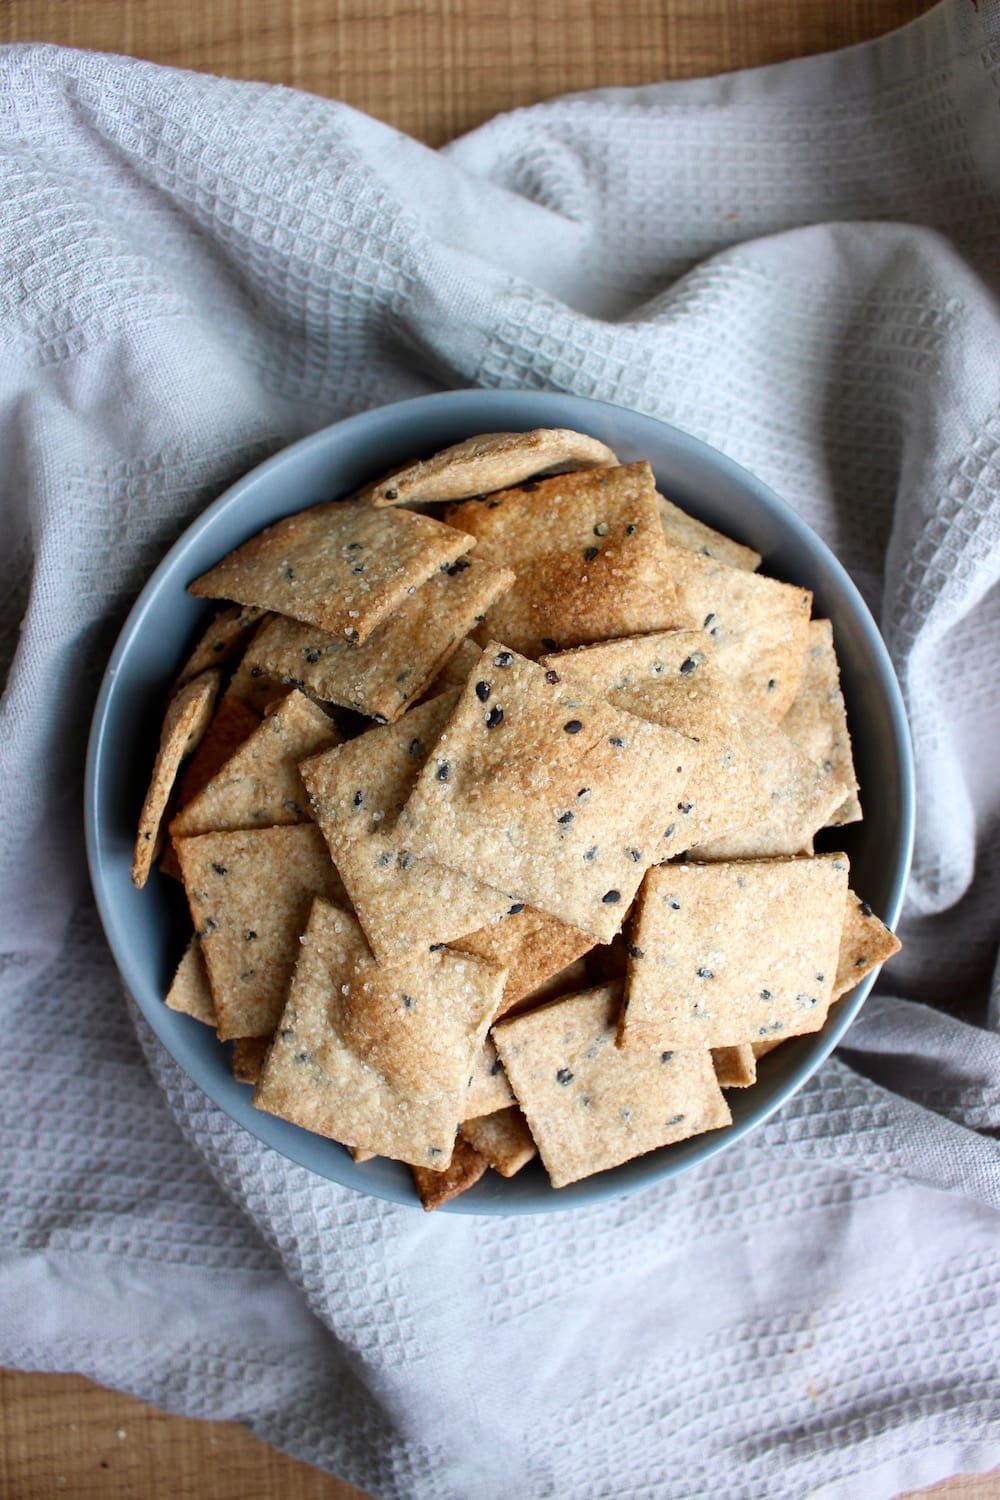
xmin=1 ymin=4 xmax=999 ymax=1497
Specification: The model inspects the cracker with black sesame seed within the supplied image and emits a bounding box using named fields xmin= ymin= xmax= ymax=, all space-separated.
xmin=300 ymin=693 xmax=512 ymax=960
xmin=400 ymin=644 xmax=696 ymax=942
xmin=170 ymin=690 xmax=340 ymax=839
xmin=656 ymin=493 xmax=761 ymax=573
xmin=164 ymin=938 xmax=217 ymax=1026
xmin=781 ymin=619 xmax=862 ymax=826
xmin=654 ymin=542 xmax=813 ymax=720
xmin=449 ymin=905 xmax=595 ymax=1020
xmin=833 ymin=890 xmax=901 ymax=999
xmin=461 ymin=1106 xmax=538 ymax=1177
xmin=132 ymin=669 xmax=221 ymax=889
xmin=223 ymin=653 xmax=291 ymax=717
xmin=412 ymin=1139 xmax=489 ymax=1209
xmin=175 ymin=822 xmax=349 ymax=1040
xmin=188 ymin=498 xmax=475 ymax=644
xmin=172 ymin=605 xmax=268 ymax=690
xmin=420 ymin=636 xmax=483 ymax=699
xmin=231 ymin=1035 xmax=271 ymax=1085
xmin=712 ymin=1045 xmax=757 ymax=1088
xmin=173 ymin=694 xmax=264 ymax=815
xmin=542 ymin=631 xmax=761 ymax=847
xmin=359 ymin=428 xmax=619 ymax=508
xmin=243 ymin=556 xmax=515 ymax=724
xmin=493 ymin=983 xmax=731 ymax=1189
xmin=254 ymin=899 xmax=506 ymax=1169
xmin=620 ymin=855 xmax=850 ymax=1052
xmin=462 ymin=1035 xmax=517 ymax=1119
xmin=690 ymin=713 xmax=852 ymax=860
xmin=445 ymin=463 xmax=682 ymax=658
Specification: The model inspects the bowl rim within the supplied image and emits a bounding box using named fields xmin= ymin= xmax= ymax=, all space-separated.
xmin=84 ymin=388 xmax=915 ymax=1214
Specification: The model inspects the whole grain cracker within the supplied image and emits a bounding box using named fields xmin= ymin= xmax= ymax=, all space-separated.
xmin=420 ymin=636 xmax=482 ymax=698
xmin=621 ymin=855 xmax=850 ymax=1051
xmin=254 ymin=899 xmax=506 ymax=1168
xmin=712 ymin=1045 xmax=758 ymax=1089
xmin=461 ymin=1107 xmax=538 ymax=1176
xmin=493 ymin=983 xmax=731 ymax=1189
xmin=132 ymin=670 xmax=221 ymax=888
xmin=175 ymin=822 xmax=348 ymax=1040
xmin=655 ymin=542 xmax=812 ymax=719
xmin=164 ymin=938 xmax=217 ymax=1026
xmin=188 ymin=498 xmax=475 ymax=644
xmin=399 ymin=644 xmax=696 ymax=942
xmin=411 ymin=1138 xmax=488 ymax=1209
xmin=360 ymin=429 xmax=618 ymax=507
xmin=170 ymin=690 xmax=339 ymax=839
xmin=656 ymin=493 xmax=761 ymax=573
xmin=445 ymin=464 xmax=682 ymax=658
xmin=300 ymin=693 xmax=511 ymax=959
xmin=244 ymin=556 xmax=514 ymax=724
xmin=450 ymin=905 xmax=595 ymax=1019
xmin=173 ymin=694 xmax=263 ymax=813
xmin=173 ymin=604 xmax=265 ymax=690
xmin=834 ymin=890 xmax=902 ymax=999
xmin=543 ymin=632 xmax=761 ymax=847
xmin=781 ymin=618 xmax=862 ymax=826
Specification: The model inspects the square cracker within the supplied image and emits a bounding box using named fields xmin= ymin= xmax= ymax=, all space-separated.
xmin=300 ymin=693 xmax=512 ymax=960
xmin=450 ymin=905 xmax=595 ymax=1020
xmin=164 ymin=938 xmax=217 ymax=1026
xmin=833 ymin=890 xmax=901 ymax=999
xmin=399 ymin=644 xmax=697 ymax=942
xmin=656 ymin=493 xmax=760 ymax=573
xmin=170 ymin=690 xmax=340 ymax=838
xmin=231 ymin=1035 xmax=271 ymax=1085
xmin=359 ymin=428 xmax=618 ymax=507
xmin=172 ymin=604 xmax=265 ymax=690
xmin=188 ymin=497 xmax=474 ymax=644
xmin=411 ymin=1139 xmax=489 ymax=1210
xmin=132 ymin=669 xmax=221 ymax=888
xmin=244 ymin=555 xmax=514 ymax=724
xmin=781 ymin=619 xmax=862 ymax=826
xmin=254 ymin=899 xmax=506 ymax=1169
xmin=620 ymin=855 xmax=850 ymax=1052
xmin=173 ymin=694 xmax=262 ymax=814
xmin=175 ymin=822 xmax=348 ymax=1040
xmin=461 ymin=1107 xmax=538 ymax=1177
xmin=655 ymin=542 xmax=812 ymax=720
xmin=461 ymin=1036 xmax=517 ymax=1119
xmin=711 ymin=1045 xmax=757 ymax=1089
xmin=493 ymin=983 xmax=731 ymax=1189
xmin=543 ymin=631 xmax=761 ymax=848
xmin=445 ymin=463 xmax=681 ymax=658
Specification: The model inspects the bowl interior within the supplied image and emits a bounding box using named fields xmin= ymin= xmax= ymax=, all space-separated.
xmin=86 ymin=390 xmax=913 ymax=1214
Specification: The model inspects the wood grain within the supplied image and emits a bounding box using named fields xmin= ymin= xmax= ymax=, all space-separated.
xmin=1 ymin=0 xmax=934 ymax=147
xmin=2 ymin=1 xmax=994 ymax=1497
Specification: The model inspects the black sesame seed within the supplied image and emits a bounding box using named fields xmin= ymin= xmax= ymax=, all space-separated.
xmin=436 ymin=762 xmax=450 ymax=781
xmin=679 ymin=656 xmax=699 ymax=675
xmin=860 ymin=901 xmax=874 ymax=917
xmin=429 ymin=942 xmax=444 ymax=951
xmin=628 ymin=848 xmax=642 ymax=862
xmin=628 ymin=943 xmax=644 ymax=959
xmin=508 ymin=902 xmax=525 ymax=915
xmin=767 ymin=678 xmax=777 ymax=693
xmin=447 ymin=557 xmax=471 ymax=576
xmin=400 ymin=853 xmax=414 ymax=870
xmin=303 ymin=647 xmax=321 ymax=663
xmin=545 ymin=669 xmax=560 ymax=684
xmin=249 ymin=666 xmax=263 ymax=678
xmin=345 ymin=540 xmax=363 ymax=551
xmin=279 ymin=1027 xmax=295 ymax=1039
xmin=245 ymin=929 xmax=257 ymax=941
xmin=667 ymin=1113 xmax=685 ymax=1127
xmin=661 ymin=1051 xmax=673 ymax=1064
xmin=485 ymin=705 xmax=504 ymax=729
xmin=351 ymin=562 xmax=365 ymax=575
xmin=378 ymin=851 xmax=394 ymax=867
xmin=475 ymin=680 xmax=491 ymax=702
xmin=602 ymin=890 xmax=621 ymax=904
xmin=383 ymin=488 xmax=398 ymax=500
xmin=283 ymin=799 xmax=301 ymax=815
xmin=584 ymin=546 xmax=599 ymax=562
xmin=583 ymin=846 xmax=598 ymax=862
xmin=556 ymin=1068 xmax=574 ymax=1085
xmin=487 ymin=499 xmax=501 ymax=508
xmin=625 ymin=523 xmax=637 ymax=536
xmin=284 ymin=566 xmax=295 ymax=580
xmin=402 ymin=994 xmax=414 ymax=1009
xmin=697 ymin=967 xmax=713 ymax=979
xmin=408 ymin=737 xmax=422 ymax=759
xmin=564 ymin=719 xmax=583 ymax=734
xmin=608 ymin=735 xmax=625 ymax=747
xmin=663 ymin=824 xmax=676 ymax=841
xmin=211 ymin=863 xmax=228 ymax=876
xmin=677 ymin=801 xmax=693 ymax=815
xmin=578 ymin=787 xmax=590 ymax=799
xmin=203 ymin=917 xmax=218 ymax=931
xmin=666 ymin=896 xmax=681 ymax=910
xmin=816 ymin=972 xmax=825 ymax=983
xmin=557 ymin=810 xmax=574 ymax=824
xmin=494 ymin=651 xmax=513 ymax=667
xmin=345 ymin=627 xmax=359 ymax=642
xmin=760 ymin=988 xmax=772 ymax=1000
xmin=490 ymin=1056 xmax=503 ymax=1075
xmin=703 ymin=613 xmax=715 ymax=629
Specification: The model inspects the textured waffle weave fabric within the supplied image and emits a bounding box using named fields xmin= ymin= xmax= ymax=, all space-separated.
xmin=2 ymin=4 xmax=1000 ymax=1497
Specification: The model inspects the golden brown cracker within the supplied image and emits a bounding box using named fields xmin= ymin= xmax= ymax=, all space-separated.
xmin=132 ymin=670 xmax=221 ymax=889
xmin=173 ymin=605 xmax=265 ymax=690
xmin=362 ymin=428 xmax=618 ymax=507
xmin=621 ymin=855 xmax=850 ymax=1051
xmin=712 ymin=1045 xmax=758 ymax=1089
xmin=782 ymin=619 xmax=862 ymax=826
xmin=188 ymin=498 xmax=474 ymax=644
xmin=656 ymin=492 xmax=761 ymax=572
xmin=461 ymin=1107 xmax=537 ymax=1177
xmin=164 ymin=938 xmax=217 ymax=1026
xmin=232 ymin=1035 xmax=271 ymax=1085
xmin=493 ymin=983 xmax=731 ymax=1189
xmin=833 ymin=890 xmax=902 ymax=1000
xmin=411 ymin=1138 xmax=488 ymax=1209
xmin=450 ymin=905 xmax=595 ymax=1019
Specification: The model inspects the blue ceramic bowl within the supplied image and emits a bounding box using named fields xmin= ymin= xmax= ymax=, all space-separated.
xmin=85 ymin=390 xmax=914 ymax=1214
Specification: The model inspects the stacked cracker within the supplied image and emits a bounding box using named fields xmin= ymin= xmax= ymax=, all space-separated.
xmin=133 ymin=428 xmax=900 ymax=1208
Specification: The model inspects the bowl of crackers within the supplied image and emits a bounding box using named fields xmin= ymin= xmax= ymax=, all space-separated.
xmin=86 ymin=389 xmax=913 ymax=1213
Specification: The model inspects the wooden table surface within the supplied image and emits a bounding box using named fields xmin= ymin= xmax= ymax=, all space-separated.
xmin=2 ymin=2 xmax=996 ymax=1497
